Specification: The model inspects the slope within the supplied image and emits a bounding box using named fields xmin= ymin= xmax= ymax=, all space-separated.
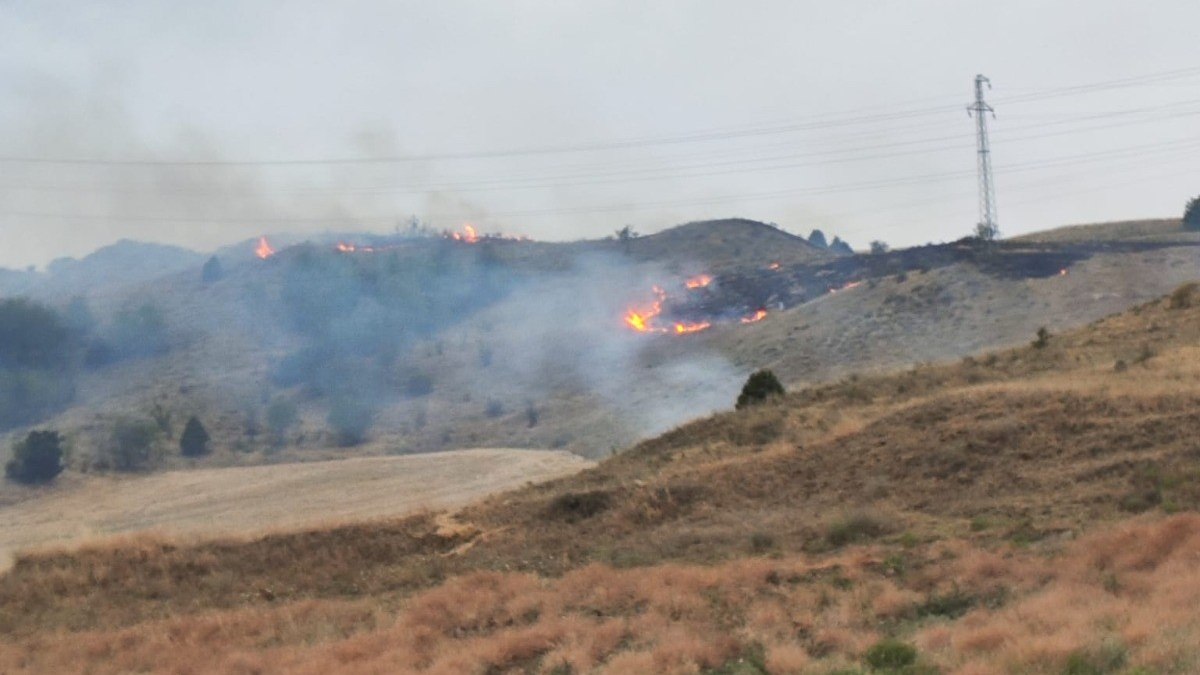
xmin=2 ymin=283 xmax=1200 ymax=672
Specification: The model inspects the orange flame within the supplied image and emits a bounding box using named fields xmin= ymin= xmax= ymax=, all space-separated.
xmin=623 ymin=286 xmax=666 ymax=332
xmin=740 ymin=309 xmax=768 ymax=324
xmin=673 ymin=321 xmax=711 ymax=334
xmin=768 ymin=262 xmax=781 ymax=271
xmin=255 ymin=236 xmax=275 ymax=260
xmin=1059 ymin=268 xmax=1068 ymax=276
xmin=685 ymin=274 xmax=713 ymax=290
xmin=450 ymin=225 xmax=480 ymax=244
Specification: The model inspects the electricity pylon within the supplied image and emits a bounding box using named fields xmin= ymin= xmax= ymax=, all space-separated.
xmin=968 ymin=74 xmax=999 ymax=240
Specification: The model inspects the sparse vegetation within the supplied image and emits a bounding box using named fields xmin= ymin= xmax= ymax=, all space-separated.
xmin=736 ymin=369 xmax=785 ymax=409
xmin=5 ymin=430 xmax=65 ymax=485
xmin=102 ymin=418 xmax=161 ymax=471
xmin=870 ymin=240 xmax=890 ymax=255
xmin=5 ymin=270 xmax=1200 ymax=672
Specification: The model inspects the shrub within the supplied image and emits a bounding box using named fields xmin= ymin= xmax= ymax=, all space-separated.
xmin=5 ymin=430 xmax=65 ymax=484
xmin=179 ymin=416 xmax=211 ymax=457
xmin=736 ymin=369 xmax=785 ymax=409
xmin=105 ymin=418 xmax=161 ymax=471
xmin=808 ymin=229 xmax=829 ymax=249
xmin=1184 ymin=195 xmax=1200 ymax=231
xmin=864 ymin=639 xmax=917 ymax=670
xmin=825 ymin=511 xmax=890 ymax=547
xmin=0 ymin=368 xmax=76 ymax=431
xmin=1062 ymin=639 xmax=1127 ymax=675
xmin=1033 ymin=326 xmax=1051 ymax=349
xmin=870 ymin=240 xmax=890 ymax=255
xmin=1168 ymin=282 xmax=1198 ymax=309
xmin=749 ymin=532 xmax=775 ymax=553
xmin=545 ymin=490 xmax=611 ymax=522
xmin=201 ymin=255 xmax=223 ymax=283
xmin=0 ymin=298 xmax=71 ymax=369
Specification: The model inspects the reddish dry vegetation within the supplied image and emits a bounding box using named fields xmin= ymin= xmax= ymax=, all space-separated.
xmin=4 ymin=283 xmax=1200 ymax=673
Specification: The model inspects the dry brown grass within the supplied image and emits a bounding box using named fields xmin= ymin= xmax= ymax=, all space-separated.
xmin=0 ymin=449 xmax=590 ymax=568
xmin=4 ymin=283 xmax=1200 ymax=672
xmin=6 ymin=515 xmax=1200 ymax=673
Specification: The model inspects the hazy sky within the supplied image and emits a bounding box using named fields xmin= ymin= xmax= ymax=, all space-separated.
xmin=2 ymin=1 xmax=1198 ymax=268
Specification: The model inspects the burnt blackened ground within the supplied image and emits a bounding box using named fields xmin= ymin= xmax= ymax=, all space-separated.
xmin=667 ymin=239 xmax=1200 ymax=323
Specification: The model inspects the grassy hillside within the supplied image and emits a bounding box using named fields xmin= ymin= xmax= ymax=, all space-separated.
xmin=2 ymin=282 xmax=1200 ymax=672
xmin=1011 ymin=218 xmax=1190 ymax=243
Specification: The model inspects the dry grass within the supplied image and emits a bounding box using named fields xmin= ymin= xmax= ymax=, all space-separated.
xmin=0 ymin=449 xmax=590 ymax=568
xmin=4 ymin=283 xmax=1200 ymax=672
xmin=5 ymin=515 xmax=1200 ymax=673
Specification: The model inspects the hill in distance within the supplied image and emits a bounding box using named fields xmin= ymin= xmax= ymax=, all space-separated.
xmin=3 ymin=281 xmax=1200 ymax=672
xmin=3 ymin=217 xmax=1199 ymax=472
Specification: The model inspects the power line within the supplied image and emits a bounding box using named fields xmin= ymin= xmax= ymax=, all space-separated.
xmin=4 ymin=136 xmax=1197 ymax=226
xmin=1 ymin=65 xmax=1197 ymax=168
xmin=4 ymin=101 xmax=1197 ymax=197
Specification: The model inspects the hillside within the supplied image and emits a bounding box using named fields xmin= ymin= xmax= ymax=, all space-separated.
xmin=2 ymin=283 xmax=1200 ymax=672
xmin=4 ymin=218 xmax=1200 ymax=475
xmin=1011 ymin=217 xmax=1191 ymax=244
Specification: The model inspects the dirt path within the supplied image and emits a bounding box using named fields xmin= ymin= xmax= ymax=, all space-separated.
xmin=0 ymin=449 xmax=591 ymax=564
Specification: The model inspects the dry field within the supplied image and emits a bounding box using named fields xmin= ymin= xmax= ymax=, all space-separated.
xmin=4 ymin=284 xmax=1200 ymax=673
xmin=0 ymin=449 xmax=591 ymax=568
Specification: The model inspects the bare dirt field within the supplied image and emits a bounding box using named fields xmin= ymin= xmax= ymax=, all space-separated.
xmin=0 ymin=448 xmax=591 ymax=565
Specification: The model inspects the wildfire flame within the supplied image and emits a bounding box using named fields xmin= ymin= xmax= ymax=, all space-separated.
xmin=450 ymin=225 xmax=480 ymax=244
xmin=255 ymin=236 xmax=275 ymax=260
xmin=673 ymin=321 xmax=711 ymax=334
xmin=685 ymin=274 xmax=713 ymax=290
xmin=768 ymin=262 xmax=781 ymax=271
xmin=1059 ymin=268 xmax=1069 ymax=276
xmin=740 ymin=309 xmax=768 ymax=324
xmin=623 ymin=286 xmax=667 ymax=333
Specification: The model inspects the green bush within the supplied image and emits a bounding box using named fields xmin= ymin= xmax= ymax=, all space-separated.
xmin=104 ymin=418 xmax=161 ymax=471
xmin=0 ymin=298 xmax=71 ymax=369
xmin=5 ymin=430 xmax=65 ymax=484
xmin=736 ymin=369 xmax=785 ymax=409
xmin=1184 ymin=195 xmax=1200 ymax=231
xmin=179 ymin=416 xmax=211 ymax=457
xmin=864 ymin=639 xmax=917 ymax=670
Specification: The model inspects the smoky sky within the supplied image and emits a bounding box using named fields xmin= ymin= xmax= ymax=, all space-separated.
xmin=1 ymin=0 xmax=1199 ymax=268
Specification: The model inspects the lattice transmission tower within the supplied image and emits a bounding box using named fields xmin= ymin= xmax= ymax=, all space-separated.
xmin=967 ymin=74 xmax=999 ymax=240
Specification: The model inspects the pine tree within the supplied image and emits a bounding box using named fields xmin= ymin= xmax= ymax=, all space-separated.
xmin=180 ymin=416 xmax=211 ymax=457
